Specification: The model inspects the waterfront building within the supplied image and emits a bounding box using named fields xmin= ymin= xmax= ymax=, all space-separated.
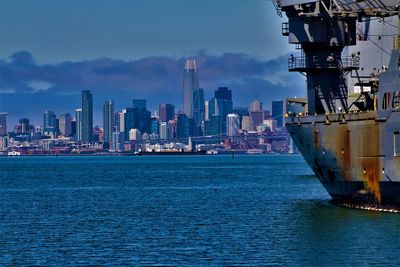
xmin=81 ymin=90 xmax=93 ymax=143
xmin=0 ymin=112 xmax=7 ymax=136
xmin=182 ymin=59 xmax=199 ymax=118
xmin=103 ymin=100 xmax=114 ymax=148
xmin=75 ymin=108 xmax=82 ymax=141
xmin=158 ymin=104 xmax=175 ymax=122
xmin=249 ymin=98 xmax=262 ymax=112
xmin=227 ymin=114 xmax=240 ymax=137
xmin=132 ymin=99 xmax=146 ymax=110
xmin=111 ymin=131 xmax=124 ymax=151
xmin=59 ymin=113 xmax=72 ymax=137
xmin=272 ymin=100 xmax=285 ymax=128
xmin=129 ymin=129 xmax=142 ymax=141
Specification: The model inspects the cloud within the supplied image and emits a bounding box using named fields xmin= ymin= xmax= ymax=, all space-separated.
xmin=0 ymin=50 xmax=304 ymax=125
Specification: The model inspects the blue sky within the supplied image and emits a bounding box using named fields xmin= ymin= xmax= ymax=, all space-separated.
xmin=0 ymin=0 xmax=302 ymax=126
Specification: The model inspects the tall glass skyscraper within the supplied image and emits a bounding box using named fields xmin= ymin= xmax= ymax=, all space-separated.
xmin=0 ymin=112 xmax=8 ymax=136
xmin=43 ymin=110 xmax=57 ymax=130
xmin=81 ymin=90 xmax=93 ymax=143
xmin=75 ymin=108 xmax=82 ymax=141
xmin=59 ymin=113 xmax=72 ymax=136
xmin=272 ymin=100 xmax=285 ymax=128
xmin=182 ymin=59 xmax=199 ymax=118
xmin=193 ymin=88 xmax=205 ymax=128
xmin=103 ymin=100 xmax=114 ymax=148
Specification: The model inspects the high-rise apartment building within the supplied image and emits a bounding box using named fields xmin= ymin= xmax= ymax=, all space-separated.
xmin=182 ymin=59 xmax=199 ymax=118
xmin=81 ymin=90 xmax=93 ymax=143
xmin=103 ymin=100 xmax=114 ymax=148
xmin=0 ymin=112 xmax=8 ymax=136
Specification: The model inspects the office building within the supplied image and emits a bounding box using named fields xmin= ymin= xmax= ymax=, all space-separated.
xmin=249 ymin=98 xmax=262 ymax=112
xmin=227 ymin=114 xmax=240 ymax=137
xmin=43 ymin=110 xmax=57 ymax=130
xmin=75 ymin=108 xmax=82 ymax=141
xmin=159 ymin=104 xmax=175 ymax=122
xmin=0 ymin=112 xmax=7 ymax=136
xmin=103 ymin=100 xmax=114 ymax=147
xmin=272 ymin=100 xmax=285 ymax=128
xmin=19 ymin=118 xmax=30 ymax=134
xmin=124 ymin=107 xmax=139 ymax=140
xmin=176 ymin=113 xmax=189 ymax=140
xmin=193 ymin=88 xmax=205 ymax=127
xmin=59 ymin=113 xmax=72 ymax=136
xmin=241 ymin=115 xmax=252 ymax=132
xmin=117 ymin=110 xmax=126 ymax=133
xmin=182 ymin=59 xmax=199 ymax=118
xmin=81 ymin=90 xmax=93 ymax=143
xmin=159 ymin=122 xmax=168 ymax=140
xmin=250 ymin=110 xmax=264 ymax=127
xmin=132 ymin=99 xmax=146 ymax=110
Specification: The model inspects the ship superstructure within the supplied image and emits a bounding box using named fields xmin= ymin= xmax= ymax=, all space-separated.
xmin=273 ymin=0 xmax=400 ymax=206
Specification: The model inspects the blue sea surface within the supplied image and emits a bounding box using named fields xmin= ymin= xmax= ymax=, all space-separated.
xmin=0 ymin=155 xmax=399 ymax=265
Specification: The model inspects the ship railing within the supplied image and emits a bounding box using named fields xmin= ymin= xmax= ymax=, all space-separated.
xmin=288 ymin=56 xmax=360 ymax=72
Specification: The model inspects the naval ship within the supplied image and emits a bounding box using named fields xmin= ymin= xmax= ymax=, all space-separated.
xmin=272 ymin=0 xmax=400 ymax=207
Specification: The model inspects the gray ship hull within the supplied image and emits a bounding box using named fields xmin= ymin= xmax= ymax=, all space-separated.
xmin=286 ymin=110 xmax=400 ymax=207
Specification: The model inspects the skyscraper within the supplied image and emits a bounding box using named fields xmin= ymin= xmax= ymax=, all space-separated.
xmin=227 ymin=114 xmax=240 ymax=137
xmin=0 ymin=112 xmax=8 ymax=136
xmin=158 ymin=104 xmax=175 ymax=122
xmin=103 ymin=100 xmax=114 ymax=148
xmin=207 ymin=87 xmax=233 ymax=134
xmin=43 ymin=110 xmax=57 ymax=130
xmin=193 ymin=88 xmax=205 ymax=130
xmin=132 ymin=99 xmax=146 ymax=110
xmin=19 ymin=118 xmax=30 ymax=134
xmin=272 ymin=100 xmax=285 ymax=128
xmin=59 ymin=113 xmax=72 ymax=136
xmin=176 ymin=113 xmax=189 ymax=140
xmin=182 ymin=59 xmax=199 ymax=118
xmin=124 ymin=107 xmax=139 ymax=140
xmin=81 ymin=90 xmax=93 ymax=143
xmin=249 ymin=98 xmax=262 ymax=112
xmin=75 ymin=108 xmax=82 ymax=141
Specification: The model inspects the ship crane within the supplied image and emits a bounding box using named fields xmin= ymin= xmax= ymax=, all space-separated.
xmin=272 ymin=0 xmax=399 ymax=115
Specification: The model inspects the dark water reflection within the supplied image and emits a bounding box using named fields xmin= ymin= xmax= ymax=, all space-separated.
xmin=0 ymin=155 xmax=398 ymax=265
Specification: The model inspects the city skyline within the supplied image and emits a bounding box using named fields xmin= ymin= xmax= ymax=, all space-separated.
xmin=0 ymin=1 xmax=304 ymax=126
